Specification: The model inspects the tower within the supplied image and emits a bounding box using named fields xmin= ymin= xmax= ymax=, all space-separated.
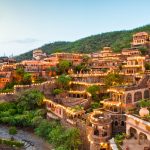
xmin=88 ymin=110 xmax=112 ymax=150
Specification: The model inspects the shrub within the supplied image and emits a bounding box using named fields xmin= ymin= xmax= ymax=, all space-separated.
xmin=114 ymin=133 xmax=125 ymax=146
xmin=31 ymin=116 xmax=43 ymax=127
xmin=52 ymin=89 xmax=63 ymax=95
xmin=9 ymin=127 xmax=17 ymax=135
xmin=2 ymin=139 xmax=24 ymax=147
xmin=34 ymin=109 xmax=46 ymax=117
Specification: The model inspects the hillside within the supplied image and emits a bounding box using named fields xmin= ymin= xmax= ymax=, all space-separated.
xmin=15 ymin=24 xmax=150 ymax=61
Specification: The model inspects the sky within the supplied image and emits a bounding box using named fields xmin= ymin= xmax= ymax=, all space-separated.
xmin=0 ymin=0 xmax=150 ymax=57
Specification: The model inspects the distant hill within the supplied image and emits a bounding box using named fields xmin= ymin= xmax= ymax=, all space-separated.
xmin=15 ymin=24 xmax=150 ymax=61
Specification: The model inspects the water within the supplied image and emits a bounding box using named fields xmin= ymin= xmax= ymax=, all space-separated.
xmin=0 ymin=125 xmax=53 ymax=150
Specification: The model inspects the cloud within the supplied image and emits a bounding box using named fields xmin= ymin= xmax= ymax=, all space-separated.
xmin=0 ymin=38 xmax=39 ymax=44
xmin=9 ymin=38 xmax=39 ymax=44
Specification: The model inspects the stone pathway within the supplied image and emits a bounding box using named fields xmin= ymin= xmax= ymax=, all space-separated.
xmin=0 ymin=126 xmax=53 ymax=150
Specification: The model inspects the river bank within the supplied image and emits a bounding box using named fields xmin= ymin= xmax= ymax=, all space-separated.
xmin=0 ymin=125 xmax=53 ymax=150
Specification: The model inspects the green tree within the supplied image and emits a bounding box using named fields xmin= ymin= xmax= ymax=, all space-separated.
xmin=14 ymin=67 xmax=32 ymax=85
xmin=74 ymin=64 xmax=90 ymax=73
xmin=82 ymin=55 xmax=90 ymax=63
xmin=91 ymin=102 xmax=101 ymax=110
xmin=86 ymin=85 xmax=100 ymax=101
xmin=17 ymin=90 xmax=44 ymax=111
xmin=35 ymin=120 xmax=59 ymax=139
xmin=48 ymin=125 xmax=64 ymax=146
xmin=35 ymin=120 xmax=52 ymax=139
xmin=56 ymin=146 xmax=67 ymax=150
xmin=22 ymin=73 xmax=32 ymax=85
xmin=139 ymin=99 xmax=150 ymax=108
xmin=16 ymin=68 xmax=25 ymax=76
xmin=58 ymin=60 xmax=72 ymax=74
xmin=52 ymin=89 xmax=64 ymax=95
xmin=86 ymin=85 xmax=100 ymax=95
xmin=31 ymin=116 xmax=43 ymax=127
xmin=104 ymin=73 xmax=123 ymax=87
xmin=47 ymin=66 xmax=58 ymax=72
xmin=63 ymin=128 xmax=81 ymax=150
xmin=56 ymin=75 xmax=71 ymax=90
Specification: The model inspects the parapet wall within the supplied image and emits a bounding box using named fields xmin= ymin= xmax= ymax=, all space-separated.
xmin=0 ymin=93 xmax=17 ymax=102
xmin=0 ymin=80 xmax=56 ymax=102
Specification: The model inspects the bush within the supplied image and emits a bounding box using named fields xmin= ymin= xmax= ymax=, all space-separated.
xmin=31 ymin=116 xmax=43 ymax=127
xmin=34 ymin=109 xmax=46 ymax=117
xmin=52 ymin=89 xmax=63 ymax=95
xmin=0 ymin=102 xmax=16 ymax=112
xmin=17 ymin=89 xmax=44 ymax=111
xmin=56 ymin=75 xmax=71 ymax=90
xmin=2 ymin=138 xmax=24 ymax=147
xmin=9 ymin=127 xmax=17 ymax=135
xmin=91 ymin=102 xmax=101 ymax=110
xmin=139 ymin=99 xmax=150 ymax=108
xmin=35 ymin=120 xmax=81 ymax=149
xmin=114 ymin=133 xmax=125 ymax=146
xmin=35 ymin=119 xmax=54 ymax=139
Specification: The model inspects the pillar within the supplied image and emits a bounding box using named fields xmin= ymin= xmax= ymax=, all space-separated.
xmin=126 ymin=124 xmax=131 ymax=136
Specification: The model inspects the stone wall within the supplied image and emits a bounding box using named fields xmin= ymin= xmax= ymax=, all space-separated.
xmin=76 ymin=119 xmax=90 ymax=150
xmin=0 ymin=80 xmax=56 ymax=102
xmin=112 ymin=114 xmax=126 ymax=135
xmin=0 ymin=93 xmax=17 ymax=102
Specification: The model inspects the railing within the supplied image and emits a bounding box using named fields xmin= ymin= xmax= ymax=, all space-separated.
xmin=70 ymin=73 xmax=108 ymax=77
xmin=0 ymin=80 xmax=55 ymax=95
xmin=70 ymin=81 xmax=105 ymax=86
xmin=89 ymin=134 xmax=109 ymax=144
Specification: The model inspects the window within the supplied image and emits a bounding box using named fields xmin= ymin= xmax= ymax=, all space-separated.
xmin=94 ymin=128 xmax=99 ymax=136
xmin=134 ymin=91 xmax=142 ymax=102
xmin=114 ymin=121 xmax=118 ymax=126
xmin=126 ymin=93 xmax=132 ymax=104
xmin=121 ymin=121 xmax=125 ymax=126
xmin=144 ymin=90 xmax=149 ymax=99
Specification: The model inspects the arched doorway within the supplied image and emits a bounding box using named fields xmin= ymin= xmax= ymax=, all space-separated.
xmin=139 ymin=132 xmax=148 ymax=144
xmin=129 ymin=127 xmax=137 ymax=138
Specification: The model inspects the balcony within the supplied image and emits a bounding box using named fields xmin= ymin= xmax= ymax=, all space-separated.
xmin=89 ymin=134 xmax=110 ymax=144
xmin=90 ymin=110 xmax=112 ymax=124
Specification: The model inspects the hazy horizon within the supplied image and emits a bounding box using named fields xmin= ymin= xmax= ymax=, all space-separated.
xmin=0 ymin=0 xmax=150 ymax=56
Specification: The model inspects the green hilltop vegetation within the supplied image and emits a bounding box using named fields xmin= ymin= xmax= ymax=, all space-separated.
xmin=15 ymin=24 xmax=150 ymax=61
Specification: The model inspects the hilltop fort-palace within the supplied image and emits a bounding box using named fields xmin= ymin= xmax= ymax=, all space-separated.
xmin=1 ymin=32 xmax=150 ymax=150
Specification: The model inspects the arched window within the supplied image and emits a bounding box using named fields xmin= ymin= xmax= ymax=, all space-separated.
xmin=94 ymin=128 xmax=99 ymax=136
xmin=114 ymin=121 xmax=118 ymax=126
xmin=134 ymin=91 xmax=142 ymax=102
xmin=144 ymin=90 xmax=149 ymax=99
xmin=126 ymin=93 xmax=132 ymax=104
xmin=121 ymin=121 xmax=125 ymax=126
